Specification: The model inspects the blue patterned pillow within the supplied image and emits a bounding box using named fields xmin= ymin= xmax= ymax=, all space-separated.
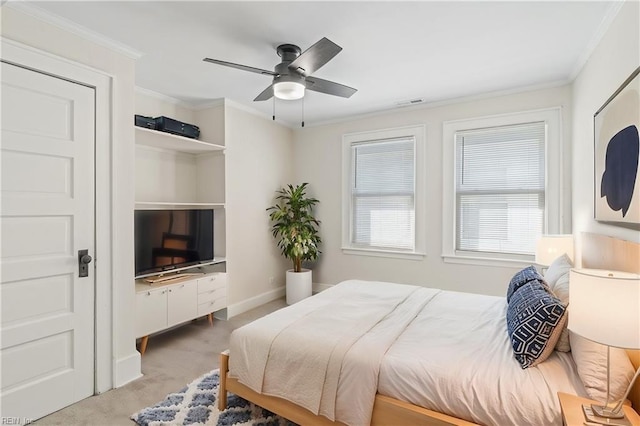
xmin=506 ymin=279 xmax=567 ymax=368
xmin=506 ymin=265 xmax=545 ymax=302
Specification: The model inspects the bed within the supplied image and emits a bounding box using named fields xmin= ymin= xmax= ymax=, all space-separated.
xmin=218 ymin=233 xmax=640 ymax=425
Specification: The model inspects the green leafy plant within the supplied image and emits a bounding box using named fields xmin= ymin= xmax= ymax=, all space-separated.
xmin=267 ymin=183 xmax=321 ymax=273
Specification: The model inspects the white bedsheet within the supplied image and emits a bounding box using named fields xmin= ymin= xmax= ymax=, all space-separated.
xmin=230 ymin=280 xmax=437 ymax=425
xmin=378 ymin=289 xmax=588 ymax=426
xmin=229 ymin=280 xmax=588 ymax=426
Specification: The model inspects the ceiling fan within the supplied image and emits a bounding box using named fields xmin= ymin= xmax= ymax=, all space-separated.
xmin=203 ymin=37 xmax=357 ymax=102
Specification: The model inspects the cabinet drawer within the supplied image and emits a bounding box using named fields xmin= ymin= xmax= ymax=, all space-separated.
xmin=198 ymin=296 xmax=226 ymax=316
xmin=197 ymin=273 xmax=227 ymax=293
xmin=197 ymin=285 xmax=227 ymax=304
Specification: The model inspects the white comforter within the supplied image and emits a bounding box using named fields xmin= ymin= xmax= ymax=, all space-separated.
xmin=229 ymin=280 xmax=587 ymax=426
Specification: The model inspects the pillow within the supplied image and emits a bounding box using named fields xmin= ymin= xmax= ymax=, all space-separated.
xmin=569 ymin=331 xmax=634 ymax=402
xmin=550 ymin=273 xmax=571 ymax=352
xmin=506 ymin=265 xmax=545 ymax=302
xmin=506 ymin=279 xmax=567 ymax=368
xmin=544 ymin=253 xmax=572 ymax=290
xmin=538 ymin=254 xmax=572 ymax=352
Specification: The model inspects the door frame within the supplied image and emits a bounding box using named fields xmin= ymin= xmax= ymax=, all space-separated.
xmin=1 ymin=37 xmax=114 ymax=393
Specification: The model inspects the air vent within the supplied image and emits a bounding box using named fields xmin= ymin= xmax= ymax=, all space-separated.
xmin=395 ymin=98 xmax=426 ymax=107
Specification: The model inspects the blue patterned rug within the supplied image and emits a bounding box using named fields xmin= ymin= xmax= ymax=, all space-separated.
xmin=131 ymin=369 xmax=297 ymax=426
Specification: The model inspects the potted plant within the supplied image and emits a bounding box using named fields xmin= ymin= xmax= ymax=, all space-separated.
xmin=267 ymin=183 xmax=321 ymax=304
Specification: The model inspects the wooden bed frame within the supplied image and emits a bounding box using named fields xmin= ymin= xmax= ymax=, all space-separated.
xmin=218 ymin=232 xmax=640 ymax=425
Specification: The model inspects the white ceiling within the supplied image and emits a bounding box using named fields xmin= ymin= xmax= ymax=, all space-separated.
xmin=29 ymin=1 xmax=617 ymax=127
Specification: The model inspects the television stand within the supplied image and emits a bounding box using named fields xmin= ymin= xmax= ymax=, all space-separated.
xmin=135 ymin=271 xmax=227 ymax=355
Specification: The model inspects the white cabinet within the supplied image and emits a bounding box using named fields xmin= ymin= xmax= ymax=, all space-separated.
xmin=135 ymin=272 xmax=227 ymax=354
xmin=167 ymin=280 xmax=197 ymax=326
xmin=135 ymin=287 xmax=168 ymax=338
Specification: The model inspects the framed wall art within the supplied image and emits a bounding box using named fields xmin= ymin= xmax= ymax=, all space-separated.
xmin=594 ymin=67 xmax=640 ymax=224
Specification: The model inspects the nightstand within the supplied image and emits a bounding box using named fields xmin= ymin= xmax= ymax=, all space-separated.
xmin=558 ymin=392 xmax=640 ymax=426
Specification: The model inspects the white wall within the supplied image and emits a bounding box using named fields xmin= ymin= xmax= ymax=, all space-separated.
xmin=293 ymin=85 xmax=572 ymax=296
xmin=224 ymin=103 xmax=294 ymax=309
xmin=572 ymin=0 xmax=640 ymax=253
xmin=1 ymin=6 xmax=139 ymax=386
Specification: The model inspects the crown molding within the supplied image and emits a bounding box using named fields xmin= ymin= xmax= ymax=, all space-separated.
xmin=221 ymin=98 xmax=275 ymax=123
xmin=192 ymin=99 xmax=226 ymax=111
xmin=568 ymin=1 xmax=625 ymax=81
xmin=134 ymin=86 xmax=198 ymax=109
xmin=133 ymin=91 xmax=280 ymax=126
xmin=305 ymin=79 xmax=570 ymax=129
xmin=4 ymin=1 xmax=143 ymax=59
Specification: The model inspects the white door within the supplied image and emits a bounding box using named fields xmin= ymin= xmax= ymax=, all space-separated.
xmin=1 ymin=61 xmax=96 ymax=420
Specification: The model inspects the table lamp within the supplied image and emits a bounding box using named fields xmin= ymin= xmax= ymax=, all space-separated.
xmin=569 ymin=268 xmax=640 ymax=420
xmin=535 ymin=234 xmax=574 ymax=266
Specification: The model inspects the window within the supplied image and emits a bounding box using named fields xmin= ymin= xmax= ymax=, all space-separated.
xmin=456 ymin=122 xmax=545 ymax=256
xmin=442 ymin=108 xmax=563 ymax=266
xmin=342 ymin=125 xmax=425 ymax=259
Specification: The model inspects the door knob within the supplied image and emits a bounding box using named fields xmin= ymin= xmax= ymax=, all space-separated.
xmin=78 ymin=249 xmax=92 ymax=277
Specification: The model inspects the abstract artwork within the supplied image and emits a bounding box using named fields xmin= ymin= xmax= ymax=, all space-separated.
xmin=594 ymin=67 xmax=640 ymax=224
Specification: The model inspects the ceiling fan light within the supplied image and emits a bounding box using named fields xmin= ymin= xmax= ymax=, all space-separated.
xmin=273 ymin=81 xmax=305 ymax=100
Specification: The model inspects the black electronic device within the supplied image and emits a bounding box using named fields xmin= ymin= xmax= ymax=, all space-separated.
xmin=134 ymin=209 xmax=214 ymax=278
xmin=135 ymin=115 xmax=157 ymax=130
xmin=154 ymin=116 xmax=200 ymax=139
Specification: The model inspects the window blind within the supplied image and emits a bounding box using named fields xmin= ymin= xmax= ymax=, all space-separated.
xmin=351 ymin=138 xmax=415 ymax=250
xmin=455 ymin=122 xmax=545 ymax=256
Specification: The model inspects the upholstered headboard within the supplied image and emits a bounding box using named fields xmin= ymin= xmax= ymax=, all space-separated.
xmin=581 ymin=232 xmax=640 ymax=411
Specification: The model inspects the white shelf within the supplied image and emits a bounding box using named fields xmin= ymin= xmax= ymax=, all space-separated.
xmin=135 ymin=127 xmax=225 ymax=154
xmin=135 ymin=201 xmax=225 ymax=210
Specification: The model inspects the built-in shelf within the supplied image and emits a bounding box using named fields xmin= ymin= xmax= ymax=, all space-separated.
xmin=135 ymin=127 xmax=225 ymax=154
xmin=135 ymin=201 xmax=225 ymax=210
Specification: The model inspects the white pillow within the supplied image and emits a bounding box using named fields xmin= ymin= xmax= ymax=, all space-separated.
xmin=569 ymin=331 xmax=634 ymax=402
xmin=544 ymin=253 xmax=573 ymax=290
xmin=550 ymin=265 xmax=571 ymax=352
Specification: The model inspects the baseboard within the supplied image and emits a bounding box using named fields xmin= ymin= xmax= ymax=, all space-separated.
xmin=313 ymin=282 xmax=333 ymax=293
xmin=226 ymin=286 xmax=285 ymax=319
xmin=114 ymin=351 xmax=142 ymax=388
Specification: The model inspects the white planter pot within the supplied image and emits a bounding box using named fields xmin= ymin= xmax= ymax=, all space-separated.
xmin=286 ymin=269 xmax=312 ymax=305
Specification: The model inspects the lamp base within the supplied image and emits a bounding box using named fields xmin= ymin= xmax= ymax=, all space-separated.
xmin=583 ymin=405 xmax=631 ymax=426
xmin=591 ymin=403 xmax=625 ymax=419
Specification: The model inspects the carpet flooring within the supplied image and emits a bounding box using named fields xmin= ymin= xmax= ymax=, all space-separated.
xmin=131 ymin=369 xmax=296 ymax=426
xmin=33 ymin=299 xmax=288 ymax=425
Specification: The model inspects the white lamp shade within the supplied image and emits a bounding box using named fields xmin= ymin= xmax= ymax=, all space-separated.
xmin=569 ymin=268 xmax=640 ymax=349
xmin=535 ymin=234 xmax=574 ymax=266
xmin=273 ymin=81 xmax=305 ymax=100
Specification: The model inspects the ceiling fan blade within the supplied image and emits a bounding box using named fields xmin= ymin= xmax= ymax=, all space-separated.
xmin=305 ymin=76 xmax=357 ymax=98
xmin=254 ymin=84 xmax=274 ymax=101
xmin=203 ymin=58 xmax=278 ymax=76
xmin=288 ymin=37 xmax=342 ymax=77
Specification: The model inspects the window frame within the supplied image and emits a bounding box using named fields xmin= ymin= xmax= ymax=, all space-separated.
xmin=442 ymin=108 xmax=563 ymax=267
xmin=342 ymin=125 xmax=426 ymax=260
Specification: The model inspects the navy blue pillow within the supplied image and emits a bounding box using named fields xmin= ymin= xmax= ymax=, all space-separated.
xmin=506 ymin=265 xmax=545 ymax=302
xmin=506 ymin=279 xmax=567 ymax=369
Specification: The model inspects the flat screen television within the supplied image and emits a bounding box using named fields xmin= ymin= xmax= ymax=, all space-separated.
xmin=134 ymin=209 xmax=214 ymax=278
